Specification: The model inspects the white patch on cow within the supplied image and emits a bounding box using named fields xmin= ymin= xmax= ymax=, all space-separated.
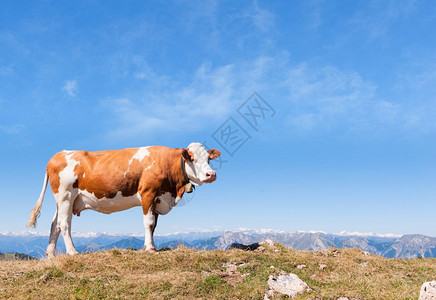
xmin=57 ymin=151 xmax=80 ymax=194
xmin=124 ymin=147 xmax=151 ymax=178
xmin=129 ymin=147 xmax=150 ymax=165
xmin=74 ymin=190 xmax=142 ymax=215
xmin=83 ymin=173 xmax=85 ymax=178
xmin=155 ymin=192 xmax=180 ymax=215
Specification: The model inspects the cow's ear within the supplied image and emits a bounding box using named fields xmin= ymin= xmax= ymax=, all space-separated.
xmin=182 ymin=149 xmax=194 ymax=162
xmin=208 ymin=149 xmax=221 ymax=160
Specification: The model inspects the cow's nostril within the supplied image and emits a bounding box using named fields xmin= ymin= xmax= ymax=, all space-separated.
xmin=206 ymin=172 xmax=216 ymax=178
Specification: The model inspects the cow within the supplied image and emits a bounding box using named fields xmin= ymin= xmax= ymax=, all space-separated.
xmin=27 ymin=143 xmax=221 ymax=258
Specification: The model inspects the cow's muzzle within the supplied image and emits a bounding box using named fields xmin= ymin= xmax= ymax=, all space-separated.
xmin=204 ymin=171 xmax=216 ymax=183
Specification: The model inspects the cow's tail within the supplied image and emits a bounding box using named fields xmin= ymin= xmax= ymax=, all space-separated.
xmin=27 ymin=172 xmax=49 ymax=228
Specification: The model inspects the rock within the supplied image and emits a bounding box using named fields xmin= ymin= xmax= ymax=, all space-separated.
xmin=11 ymin=271 xmax=25 ymax=278
xmin=226 ymin=264 xmax=238 ymax=275
xmin=360 ymin=262 xmax=367 ymax=267
xmin=296 ymin=264 xmax=306 ymax=269
xmin=38 ymin=273 xmax=48 ymax=282
xmin=264 ymin=289 xmax=274 ymax=300
xmin=267 ymin=273 xmax=310 ymax=298
xmin=222 ymin=262 xmax=246 ymax=268
xmin=254 ymin=246 xmax=266 ymax=253
xmin=274 ymin=249 xmax=280 ymax=253
xmin=419 ymin=281 xmax=436 ymax=300
xmin=261 ymin=239 xmax=275 ymax=247
xmin=319 ymin=264 xmax=327 ymax=270
xmin=270 ymin=265 xmax=275 ymax=269
xmin=222 ymin=262 xmax=248 ymax=276
xmin=337 ymin=297 xmax=349 ymax=300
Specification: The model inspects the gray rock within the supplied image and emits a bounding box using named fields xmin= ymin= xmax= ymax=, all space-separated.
xmin=267 ymin=273 xmax=310 ymax=298
xmin=264 ymin=289 xmax=274 ymax=300
xmin=38 ymin=273 xmax=48 ymax=282
xmin=419 ymin=281 xmax=436 ymax=300
xmin=254 ymin=246 xmax=266 ymax=252
xmin=261 ymin=239 xmax=275 ymax=247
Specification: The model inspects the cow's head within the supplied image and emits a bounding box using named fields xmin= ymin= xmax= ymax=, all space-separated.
xmin=182 ymin=142 xmax=221 ymax=186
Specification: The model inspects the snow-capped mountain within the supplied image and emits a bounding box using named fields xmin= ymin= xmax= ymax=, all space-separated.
xmin=1 ymin=229 xmax=435 ymax=259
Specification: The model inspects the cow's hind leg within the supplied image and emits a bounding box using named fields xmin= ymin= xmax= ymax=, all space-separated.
xmin=57 ymin=191 xmax=79 ymax=255
xmin=46 ymin=209 xmax=61 ymax=258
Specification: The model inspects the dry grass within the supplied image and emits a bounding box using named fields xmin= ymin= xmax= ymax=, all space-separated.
xmin=0 ymin=244 xmax=434 ymax=299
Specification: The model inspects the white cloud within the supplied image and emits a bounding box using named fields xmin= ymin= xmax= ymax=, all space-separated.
xmin=0 ymin=65 xmax=14 ymax=76
xmin=101 ymin=51 xmax=435 ymax=140
xmin=62 ymin=80 xmax=78 ymax=97
xmin=350 ymin=0 xmax=417 ymax=40
xmin=283 ymin=63 xmax=378 ymax=131
xmin=305 ymin=0 xmax=323 ymax=29
xmin=0 ymin=124 xmax=25 ymax=135
xmin=250 ymin=2 xmax=275 ymax=32
xmin=101 ymin=62 xmax=242 ymax=139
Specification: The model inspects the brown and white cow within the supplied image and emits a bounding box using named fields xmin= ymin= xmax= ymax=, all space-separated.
xmin=27 ymin=143 xmax=221 ymax=258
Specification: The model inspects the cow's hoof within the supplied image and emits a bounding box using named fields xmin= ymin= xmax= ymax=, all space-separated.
xmin=46 ymin=253 xmax=56 ymax=259
xmin=143 ymin=248 xmax=158 ymax=254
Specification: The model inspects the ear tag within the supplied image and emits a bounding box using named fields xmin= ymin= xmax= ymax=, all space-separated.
xmin=185 ymin=182 xmax=193 ymax=193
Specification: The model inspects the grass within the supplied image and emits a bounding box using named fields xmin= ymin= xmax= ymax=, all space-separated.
xmin=0 ymin=244 xmax=434 ymax=299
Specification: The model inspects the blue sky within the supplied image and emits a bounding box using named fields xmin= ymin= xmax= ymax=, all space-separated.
xmin=0 ymin=0 xmax=435 ymax=236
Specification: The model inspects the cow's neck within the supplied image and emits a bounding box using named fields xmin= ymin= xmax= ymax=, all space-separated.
xmin=164 ymin=149 xmax=188 ymax=198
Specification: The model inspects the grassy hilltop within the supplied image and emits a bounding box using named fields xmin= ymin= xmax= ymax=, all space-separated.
xmin=0 ymin=244 xmax=435 ymax=299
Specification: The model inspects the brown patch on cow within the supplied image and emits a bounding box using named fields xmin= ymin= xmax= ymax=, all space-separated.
xmin=46 ymin=152 xmax=68 ymax=194
xmin=137 ymin=147 xmax=189 ymax=214
xmin=70 ymin=149 xmax=145 ymax=199
xmin=182 ymin=149 xmax=194 ymax=161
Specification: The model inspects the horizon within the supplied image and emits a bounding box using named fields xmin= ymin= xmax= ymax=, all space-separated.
xmin=2 ymin=227 xmax=427 ymax=239
xmin=1 ymin=1 xmax=435 ymax=238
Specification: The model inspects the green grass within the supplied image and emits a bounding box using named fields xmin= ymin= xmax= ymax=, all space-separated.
xmin=0 ymin=245 xmax=434 ymax=299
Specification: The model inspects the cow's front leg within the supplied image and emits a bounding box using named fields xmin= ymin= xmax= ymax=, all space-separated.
xmin=141 ymin=192 xmax=158 ymax=252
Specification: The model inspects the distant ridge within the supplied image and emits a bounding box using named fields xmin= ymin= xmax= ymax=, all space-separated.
xmin=1 ymin=229 xmax=435 ymax=259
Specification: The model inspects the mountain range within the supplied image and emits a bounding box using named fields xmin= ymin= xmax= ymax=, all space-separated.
xmin=1 ymin=229 xmax=435 ymax=259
